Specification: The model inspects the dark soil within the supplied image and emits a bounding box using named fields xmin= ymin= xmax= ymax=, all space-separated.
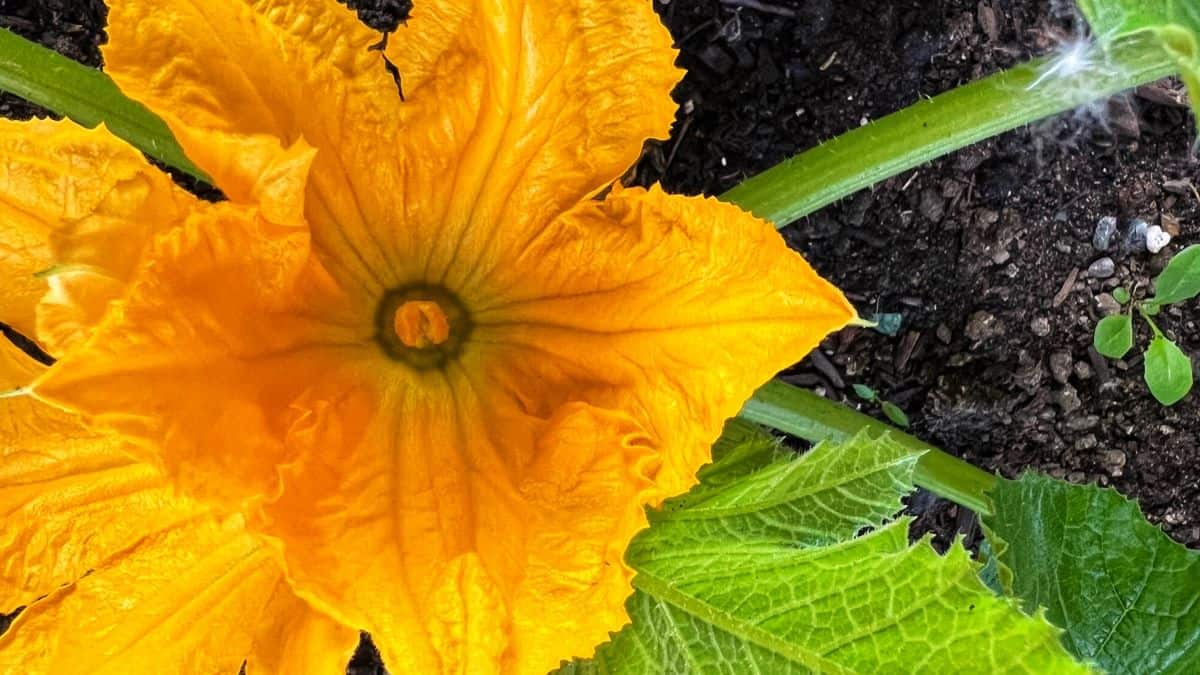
xmin=4 ymin=0 xmax=1200 ymax=669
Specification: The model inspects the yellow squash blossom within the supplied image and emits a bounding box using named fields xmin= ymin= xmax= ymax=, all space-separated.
xmin=0 ymin=1 xmax=853 ymax=673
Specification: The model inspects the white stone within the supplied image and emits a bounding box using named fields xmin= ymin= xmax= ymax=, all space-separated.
xmin=1146 ymin=224 xmax=1172 ymax=254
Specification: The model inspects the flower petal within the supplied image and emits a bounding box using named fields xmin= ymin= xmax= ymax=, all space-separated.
xmin=0 ymin=119 xmax=184 ymax=349
xmin=261 ymin=380 xmax=665 ymax=674
xmin=389 ymin=0 xmax=683 ymax=284
xmin=32 ymin=199 xmax=369 ymax=510
xmin=103 ymin=0 xmax=682 ymax=299
xmin=0 ymin=340 xmax=356 ymax=674
xmin=472 ymin=185 xmax=855 ymax=491
xmin=102 ymin=0 xmax=406 ymax=292
xmin=0 ymin=513 xmax=356 ymax=675
xmin=0 ymin=338 xmax=192 ymax=611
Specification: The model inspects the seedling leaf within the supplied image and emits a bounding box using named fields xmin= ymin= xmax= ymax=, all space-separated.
xmin=1093 ymin=314 xmax=1133 ymax=358
xmin=1152 ymin=244 xmax=1200 ymax=305
xmin=870 ymin=312 xmax=903 ymax=336
xmin=985 ymin=473 xmax=1200 ymax=673
xmin=852 ymin=383 xmax=877 ymax=401
xmin=1144 ymin=335 xmax=1193 ymax=405
xmin=880 ymin=400 xmax=911 ymax=428
xmin=558 ymin=431 xmax=1089 ymax=674
xmin=1112 ymin=286 xmax=1131 ymax=304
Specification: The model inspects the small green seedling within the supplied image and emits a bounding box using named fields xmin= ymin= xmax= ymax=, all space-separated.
xmin=1093 ymin=244 xmax=1200 ymax=405
xmin=869 ymin=313 xmax=904 ymax=337
xmin=852 ymin=384 xmax=911 ymax=428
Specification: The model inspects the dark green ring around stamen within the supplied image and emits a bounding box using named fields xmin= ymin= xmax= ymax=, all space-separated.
xmin=374 ymin=284 xmax=472 ymax=369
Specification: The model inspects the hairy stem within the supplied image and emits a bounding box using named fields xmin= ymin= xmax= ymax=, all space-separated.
xmin=742 ymin=380 xmax=998 ymax=515
xmin=722 ymin=35 xmax=1178 ymax=227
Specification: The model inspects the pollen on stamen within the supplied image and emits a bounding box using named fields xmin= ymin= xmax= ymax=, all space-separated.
xmin=394 ymin=300 xmax=451 ymax=349
xmin=375 ymin=284 xmax=471 ymax=368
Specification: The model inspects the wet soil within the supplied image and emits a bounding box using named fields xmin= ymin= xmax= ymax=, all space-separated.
xmin=3 ymin=0 xmax=1200 ymax=668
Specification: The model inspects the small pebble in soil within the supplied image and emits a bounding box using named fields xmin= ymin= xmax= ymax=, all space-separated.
xmin=919 ymin=188 xmax=946 ymax=223
xmin=1121 ymin=217 xmax=1149 ymax=253
xmin=1053 ymin=385 xmax=1082 ymax=414
xmin=936 ymin=323 xmax=952 ymax=344
xmin=1065 ymin=414 xmax=1100 ymax=431
xmin=1146 ymin=224 xmax=1172 ymax=253
xmin=1048 ymin=351 xmax=1073 ymax=384
xmin=1093 ymin=215 xmax=1118 ymax=251
xmin=1095 ymin=292 xmax=1121 ymax=315
xmin=1030 ymin=316 xmax=1051 ymax=337
xmin=1074 ymin=361 xmax=1094 ymax=380
xmin=1074 ymin=433 xmax=1098 ymax=451
xmin=1087 ymin=256 xmax=1116 ymax=279
xmin=1162 ymin=212 xmax=1182 ymax=237
xmin=964 ymin=310 xmax=1004 ymax=342
xmin=1102 ymin=449 xmax=1127 ymax=476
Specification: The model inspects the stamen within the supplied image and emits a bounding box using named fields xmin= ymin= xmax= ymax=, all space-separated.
xmin=394 ymin=301 xmax=451 ymax=348
xmin=374 ymin=284 xmax=472 ymax=369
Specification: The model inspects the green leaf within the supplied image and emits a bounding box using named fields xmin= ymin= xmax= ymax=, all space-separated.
xmin=698 ymin=419 xmax=785 ymax=491
xmin=1093 ymin=314 xmax=1134 ymax=358
xmin=1145 ymin=335 xmax=1193 ymax=405
xmin=869 ymin=313 xmax=903 ymax=337
xmin=851 ymin=383 xmax=877 ymax=401
xmin=1076 ymin=0 xmax=1200 ymax=124
xmin=559 ymin=434 xmax=1089 ymax=674
xmin=1152 ymin=244 xmax=1200 ymax=305
xmin=0 ymin=28 xmax=209 ymax=183
xmin=880 ymin=400 xmax=911 ymax=428
xmin=1113 ymin=286 xmax=1131 ymax=304
xmin=984 ymin=473 xmax=1200 ymax=673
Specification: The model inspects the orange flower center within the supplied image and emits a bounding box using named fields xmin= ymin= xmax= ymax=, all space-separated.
xmin=375 ymin=285 xmax=472 ymax=369
xmin=393 ymin=300 xmax=451 ymax=349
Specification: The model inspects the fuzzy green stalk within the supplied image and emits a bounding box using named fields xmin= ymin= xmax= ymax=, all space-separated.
xmin=722 ymin=35 xmax=1179 ymax=227
xmin=742 ymin=380 xmax=997 ymax=515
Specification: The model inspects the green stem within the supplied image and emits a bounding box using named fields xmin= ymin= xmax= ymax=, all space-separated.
xmin=741 ymin=380 xmax=997 ymax=515
xmin=1137 ymin=303 xmax=1165 ymax=336
xmin=0 ymin=27 xmax=210 ymax=183
xmin=721 ymin=35 xmax=1178 ymax=227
